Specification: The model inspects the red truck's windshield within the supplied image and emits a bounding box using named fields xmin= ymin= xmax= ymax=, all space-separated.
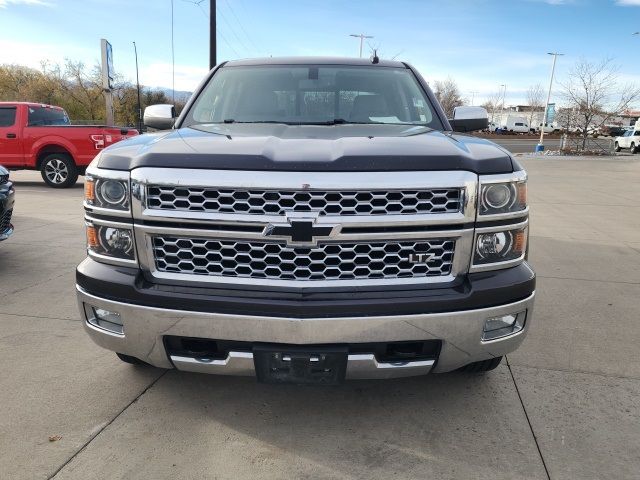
xmin=27 ymin=106 xmax=70 ymax=126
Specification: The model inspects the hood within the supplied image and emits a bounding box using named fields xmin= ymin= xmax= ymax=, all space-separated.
xmin=97 ymin=123 xmax=515 ymax=174
xmin=0 ymin=165 xmax=8 ymax=176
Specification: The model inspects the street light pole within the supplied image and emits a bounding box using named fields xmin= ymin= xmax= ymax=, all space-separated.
xmin=470 ymin=91 xmax=478 ymax=106
xmin=349 ymin=33 xmax=373 ymax=58
xmin=133 ymin=41 xmax=143 ymax=133
xmin=537 ymin=52 xmax=564 ymax=152
xmin=499 ymin=84 xmax=506 ymax=128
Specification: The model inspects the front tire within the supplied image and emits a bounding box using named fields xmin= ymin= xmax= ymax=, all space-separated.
xmin=615 ymin=142 xmax=621 ymax=152
xmin=632 ymin=143 xmax=638 ymax=154
xmin=460 ymin=356 xmax=503 ymax=373
xmin=41 ymin=153 xmax=78 ymax=188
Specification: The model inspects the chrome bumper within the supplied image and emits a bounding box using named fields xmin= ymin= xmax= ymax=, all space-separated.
xmin=76 ymin=286 xmax=535 ymax=378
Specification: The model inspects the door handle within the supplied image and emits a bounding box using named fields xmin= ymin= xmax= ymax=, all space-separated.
xmin=6 ymin=133 xmax=16 ymax=139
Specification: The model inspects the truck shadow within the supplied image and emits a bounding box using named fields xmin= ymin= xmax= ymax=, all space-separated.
xmin=148 ymin=366 xmax=539 ymax=478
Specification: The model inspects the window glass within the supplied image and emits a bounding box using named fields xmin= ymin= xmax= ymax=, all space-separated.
xmin=28 ymin=106 xmax=70 ymax=126
xmin=185 ymin=65 xmax=443 ymax=129
xmin=0 ymin=107 xmax=16 ymax=127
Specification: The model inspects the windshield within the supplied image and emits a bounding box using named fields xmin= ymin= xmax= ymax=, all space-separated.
xmin=183 ymin=65 xmax=443 ymax=129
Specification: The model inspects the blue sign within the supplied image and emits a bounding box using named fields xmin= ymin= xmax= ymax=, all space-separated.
xmin=545 ymin=103 xmax=556 ymax=124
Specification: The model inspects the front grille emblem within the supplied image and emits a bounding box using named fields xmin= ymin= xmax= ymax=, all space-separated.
xmin=263 ymin=214 xmax=337 ymax=246
xmin=408 ymin=253 xmax=435 ymax=263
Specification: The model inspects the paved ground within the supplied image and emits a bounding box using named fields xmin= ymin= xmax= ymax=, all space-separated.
xmin=1 ymin=155 xmax=639 ymax=480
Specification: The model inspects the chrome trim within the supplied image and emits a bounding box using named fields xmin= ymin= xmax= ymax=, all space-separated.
xmin=345 ymin=354 xmax=435 ymax=379
xmin=83 ymin=203 xmax=132 ymax=219
xmin=135 ymin=225 xmax=473 ymax=288
xmin=77 ymin=285 xmax=535 ymax=375
xmin=126 ymin=168 xmax=479 ymax=287
xmin=130 ymin=168 xmax=478 ymax=226
xmin=169 ymin=351 xmax=434 ymax=379
xmin=170 ymin=352 xmax=255 ymax=376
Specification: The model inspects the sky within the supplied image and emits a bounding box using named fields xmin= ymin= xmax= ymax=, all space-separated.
xmin=1 ymin=0 xmax=640 ymax=106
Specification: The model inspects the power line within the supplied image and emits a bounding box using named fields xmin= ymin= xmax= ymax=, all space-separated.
xmin=222 ymin=0 xmax=260 ymax=54
xmin=216 ymin=4 xmax=251 ymax=55
xmin=182 ymin=0 xmax=241 ymax=58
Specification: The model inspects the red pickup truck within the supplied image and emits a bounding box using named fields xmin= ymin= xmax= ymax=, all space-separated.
xmin=0 ymin=102 xmax=138 ymax=187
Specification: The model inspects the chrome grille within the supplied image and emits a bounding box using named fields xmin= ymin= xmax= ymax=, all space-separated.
xmin=146 ymin=186 xmax=463 ymax=216
xmin=0 ymin=209 xmax=12 ymax=232
xmin=152 ymin=236 xmax=455 ymax=281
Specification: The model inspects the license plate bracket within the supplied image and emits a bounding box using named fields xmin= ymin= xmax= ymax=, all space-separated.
xmin=253 ymin=345 xmax=348 ymax=385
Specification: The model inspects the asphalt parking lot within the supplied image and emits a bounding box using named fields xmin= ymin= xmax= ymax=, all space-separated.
xmin=1 ymin=155 xmax=639 ymax=480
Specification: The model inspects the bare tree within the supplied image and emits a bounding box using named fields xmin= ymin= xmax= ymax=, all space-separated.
xmin=560 ymin=58 xmax=640 ymax=148
xmin=433 ymin=77 xmax=464 ymax=117
xmin=482 ymin=90 xmax=504 ymax=124
xmin=526 ymin=83 xmax=545 ymax=129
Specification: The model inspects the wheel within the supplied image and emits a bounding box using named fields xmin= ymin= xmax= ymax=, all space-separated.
xmin=116 ymin=352 xmax=148 ymax=365
xmin=631 ymin=143 xmax=638 ymax=154
xmin=460 ymin=356 xmax=503 ymax=373
xmin=40 ymin=153 xmax=78 ymax=188
xmin=614 ymin=142 xmax=621 ymax=152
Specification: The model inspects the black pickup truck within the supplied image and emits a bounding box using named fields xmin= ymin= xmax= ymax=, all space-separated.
xmin=76 ymin=57 xmax=535 ymax=384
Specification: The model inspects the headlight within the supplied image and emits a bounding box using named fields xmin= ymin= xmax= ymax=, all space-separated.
xmin=479 ymin=178 xmax=527 ymax=216
xmin=473 ymin=226 xmax=527 ymax=267
xmin=85 ymin=175 xmax=130 ymax=211
xmin=86 ymin=223 xmax=135 ymax=261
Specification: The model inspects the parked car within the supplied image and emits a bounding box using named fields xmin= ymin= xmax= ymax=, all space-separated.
xmin=614 ymin=128 xmax=640 ymax=153
xmin=535 ymin=123 xmax=558 ymax=134
xmin=601 ymin=125 xmax=628 ymax=138
xmin=0 ymin=165 xmax=14 ymax=242
xmin=0 ymin=102 xmax=138 ymax=188
xmin=77 ymin=57 xmax=535 ymax=384
xmin=503 ymin=116 xmax=529 ymax=134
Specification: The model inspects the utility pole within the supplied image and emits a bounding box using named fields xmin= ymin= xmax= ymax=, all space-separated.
xmin=133 ymin=42 xmax=143 ymax=133
xmin=349 ymin=33 xmax=373 ymax=58
xmin=499 ymin=84 xmax=506 ymax=127
xmin=536 ymin=52 xmax=564 ymax=152
xmin=210 ymin=0 xmax=217 ymax=68
xmin=470 ymin=91 xmax=479 ymax=106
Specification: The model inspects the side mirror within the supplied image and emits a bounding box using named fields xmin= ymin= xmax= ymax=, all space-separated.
xmin=449 ymin=106 xmax=489 ymax=133
xmin=143 ymin=104 xmax=176 ymax=130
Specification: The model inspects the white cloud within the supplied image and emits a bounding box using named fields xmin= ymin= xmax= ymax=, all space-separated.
xmin=615 ymin=0 xmax=640 ymax=5
xmin=0 ymin=0 xmax=52 ymax=8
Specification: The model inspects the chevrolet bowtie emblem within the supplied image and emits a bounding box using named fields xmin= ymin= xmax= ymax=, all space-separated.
xmin=263 ymin=219 xmax=336 ymax=245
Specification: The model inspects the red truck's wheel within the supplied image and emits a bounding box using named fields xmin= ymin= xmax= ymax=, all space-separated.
xmin=41 ymin=153 xmax=79 ymax=188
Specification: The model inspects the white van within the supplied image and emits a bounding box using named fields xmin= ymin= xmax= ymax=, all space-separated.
xmin=503 ymin=116 xmax=529 ymax=134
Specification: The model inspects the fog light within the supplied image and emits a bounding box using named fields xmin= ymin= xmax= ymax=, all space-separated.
xmin=84 ymin=304 xmax=124 ymax=335
xmin=482 ymin=311 xmax=526 ymax=341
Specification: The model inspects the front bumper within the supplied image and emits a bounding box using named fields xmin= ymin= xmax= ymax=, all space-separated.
xmin=76 ymin=261 xmax=536 ymax=378
xmin=0 ymin=180 xmax=15 ymax=241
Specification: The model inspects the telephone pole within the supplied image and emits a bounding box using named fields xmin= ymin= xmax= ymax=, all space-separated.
xmin=349 ymin=33 xmax=373 ymax=58
xmin=536 ymin=52 xmax=564 ymax=152
xmin=210 ymin=0 xmax=217 ymax=68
